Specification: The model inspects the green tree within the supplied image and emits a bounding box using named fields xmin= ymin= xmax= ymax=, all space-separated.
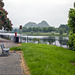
xmin=27 ymin=27 xmax=32 ymax=32
xmin=0 ymin=0 xmax=12 ymax=31
xmin=22 ymin=27 xmax=27 ymax=32
xmin=59 ymin=28 xmax=63 ymax=35
xmin=59 ymin=24 xmax=70 ymax=33
xmin=68 ymin=2 xmax=75 ymax=50
xmin=33 ymin=27 xmax=37 ymax=32
xmin=42 ymin=27 xmax=48 ymax=32
xmin=38 ymin=27 xmax=42 ymax=32
xmin=48 ymin=27 xmax=55 ymax=32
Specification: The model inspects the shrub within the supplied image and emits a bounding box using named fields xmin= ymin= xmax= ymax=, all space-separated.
xmin=68 ymin=32 xmax=75 ymax=51
xmin=10 ymin=47 xmax=22 ymax=51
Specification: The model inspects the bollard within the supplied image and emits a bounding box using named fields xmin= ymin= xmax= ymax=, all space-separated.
xmin=14 ymin=32 xmax=19 ymax=43
xmin=14 ymin=37 xmax=19 ymax=43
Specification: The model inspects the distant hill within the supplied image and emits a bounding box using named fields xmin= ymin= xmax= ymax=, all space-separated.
xmin=24 ymin=21 xmax=50 ymax=28
xmin=24 ymin=22 xmax=37 ymax=28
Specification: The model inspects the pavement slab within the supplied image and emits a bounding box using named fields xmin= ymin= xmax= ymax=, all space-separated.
xmin=0 ymin=52 xmax=23 ymax=75
xmin=0 ymin=38 xmax=23 ymax=75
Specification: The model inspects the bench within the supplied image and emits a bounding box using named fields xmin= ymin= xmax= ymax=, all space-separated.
xmin=0 ymin=44 xmax=10 ymax=56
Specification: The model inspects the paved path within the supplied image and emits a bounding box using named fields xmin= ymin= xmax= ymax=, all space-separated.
xmin=0 ymin=38 xmax=12 ymax=42
xmin=0 ymin=38 xmax=23 ymax=75
xmin=0 ymin=53 xmax=23 ymax=75
xmin=0 ymin=38 xmax=18 ymax=48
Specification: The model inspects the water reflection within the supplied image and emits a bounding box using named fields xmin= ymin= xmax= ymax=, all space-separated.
xmin=59 ymin=37 xmax=68 ymax=45
xmin=21 ymin=36 xmax=68 ymax=48
xmin=0 ymin=33 xmax=68 ymax=48
xmin=47 ymin=37 xmax=55 ymax=45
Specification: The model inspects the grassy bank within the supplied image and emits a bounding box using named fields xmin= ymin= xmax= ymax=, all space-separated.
xmin=10 ymin=43 xmax=75 ymax=75
xmin=22 ymin=32 xmax=68 ymax=36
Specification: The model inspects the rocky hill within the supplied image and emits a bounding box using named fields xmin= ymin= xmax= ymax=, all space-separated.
xmin=24 ymin=21 xmax=50 ymax=28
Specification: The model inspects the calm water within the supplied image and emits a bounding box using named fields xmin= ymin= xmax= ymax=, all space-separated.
xmin=20 ymin=36 xmax=69 ymax=48
xmin=0 ymin=33 xmax=69 ymax=48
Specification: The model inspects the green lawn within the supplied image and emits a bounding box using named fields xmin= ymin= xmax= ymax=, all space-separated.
xmin=22 ymin=32 xmax=68 ymax=36
xmin=10 ymin=43 xmax=75 ymax=75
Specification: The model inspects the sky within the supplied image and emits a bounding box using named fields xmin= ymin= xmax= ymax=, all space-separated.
xmin=3 ymin=0 xmax=75 ymax=28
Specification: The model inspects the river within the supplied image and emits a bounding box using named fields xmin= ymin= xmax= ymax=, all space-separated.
xmin=20 ymin=35 xmax=69 ymax=48
xmin=0 ymin=33 xmax=69 ymax=48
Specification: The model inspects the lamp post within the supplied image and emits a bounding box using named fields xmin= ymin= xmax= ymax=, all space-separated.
xmin=19 ymin=25 xmax=22 ymax=42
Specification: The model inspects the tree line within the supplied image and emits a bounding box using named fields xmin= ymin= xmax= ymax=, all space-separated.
xmin=21 ymin=24 xmax=70 ymax=34
xmin=22 ymin=27 xmax=55 ymax=32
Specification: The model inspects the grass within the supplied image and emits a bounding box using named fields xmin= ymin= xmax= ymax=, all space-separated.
xmin=10 ymin=43 xmax=75 ymax=75
xmin=22 ymin=32 xmax=68 ymax=36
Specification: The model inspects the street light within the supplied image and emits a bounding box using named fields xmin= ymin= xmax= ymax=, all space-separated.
xmin=19 ymin=25 xmax=22 ymax=42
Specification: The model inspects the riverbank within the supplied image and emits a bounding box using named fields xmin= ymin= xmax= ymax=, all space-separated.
xmin=10 ymin=43 xmax=75 ymax=75
xmin=22 ymin=32 xmax=68 ymax=37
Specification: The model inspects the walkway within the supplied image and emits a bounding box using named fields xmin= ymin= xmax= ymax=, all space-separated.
xmin=0 ymin=53 xmax=23 ymax=75
xmin=0 ymin=38 xmax=18 ymax=48
xmin=0 ymin=38 xmax=23 ymax=75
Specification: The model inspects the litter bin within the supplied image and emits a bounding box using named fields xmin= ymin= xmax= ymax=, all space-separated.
xmin=15 ymin=37 xmax=19 ymax=43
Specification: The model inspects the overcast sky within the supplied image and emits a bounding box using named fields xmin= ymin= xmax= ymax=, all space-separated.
xmin=3 ymin=0 xmax=75 ymax=28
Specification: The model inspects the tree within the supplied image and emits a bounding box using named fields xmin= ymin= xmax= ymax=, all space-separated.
xmin=59 ymin=28 xmax=63 ymax=35
xmin=68 ymin=2 xmax=75 ymax=50
xmin=59 ymin=24 xmax=70 ymax=33
xmin=27 ymin=27 xmax=32 ymax=32
xmin=48 ymin=27 xmax=55 ymax=32
xmin=42 ymin=27 xmax=48 ymax=32
xmin=22 ymin=27 xmax=27 ymax=32
xmin=0 ymin=0 xmax=12 ymax=31
xmin=68 ymin=5 xmax=75 ymax=33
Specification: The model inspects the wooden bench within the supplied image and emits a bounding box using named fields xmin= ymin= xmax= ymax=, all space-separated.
xmin=0 ymin=44 xmax=9 ymax=56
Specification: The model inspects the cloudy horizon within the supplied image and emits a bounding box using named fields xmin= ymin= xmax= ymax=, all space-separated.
xmin=3 ymin=0 xmax=75 ymax=28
